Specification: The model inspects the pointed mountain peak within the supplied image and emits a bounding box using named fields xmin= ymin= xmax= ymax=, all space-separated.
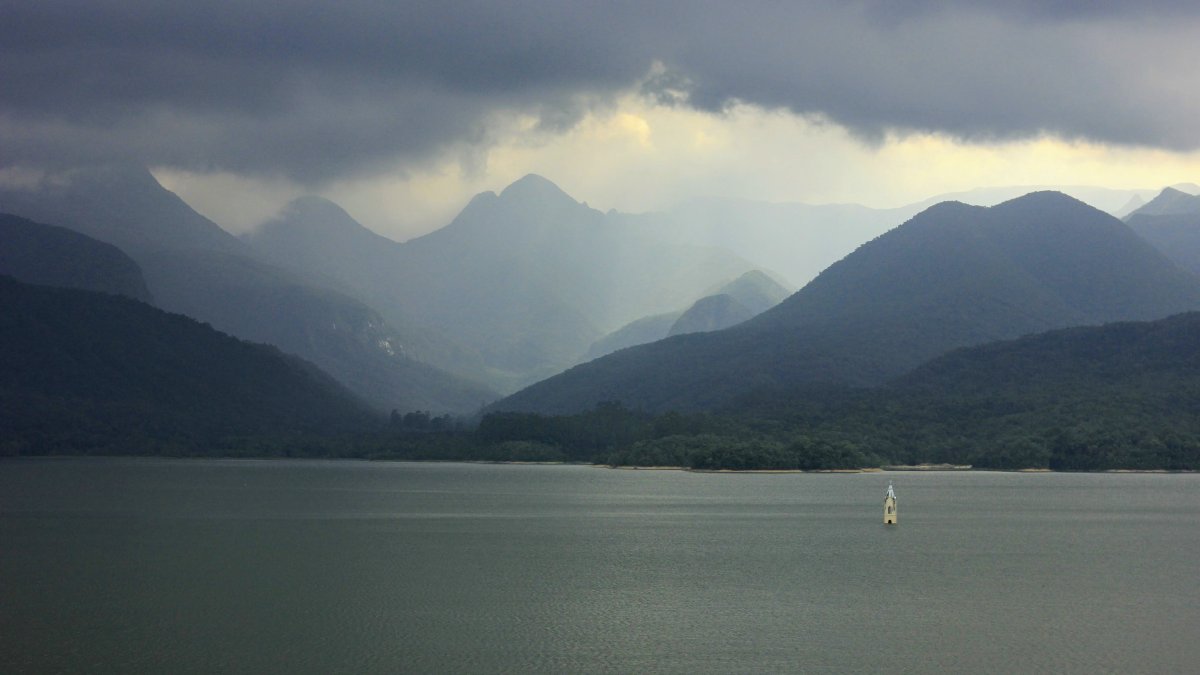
xmin=498 ymin=174 xmax=578 ymax=206
xmin=989 ymin=191 xmax=1110 ymax=222
xmin=668 ymin=293 xmax=753 ymax=337
xmin=256 ymin=194 xmax=384 ymax=242
xmin=730 ymin=269 xmax=784 ymax=288
xmin=462 ymin=190 xmax=499 ymax=209
xmin=714 ymin=270 xmax=792 ymax=313
xmin=283 ymin=195 xmax=352 ymax=220
xmin=1129 ymin=186 xmax=1200 ymax=217
xmin=718 ymin=270 xmax=790 ymax=298
xmin=1115 ymin=194 xmax=1147 ymax=219
xmin=919 ymin=200 xmax=978 ymax=217
xmin=997 ymin=190 xmax=1087 ymax=208
xmin=0 ymin=162 xmax=245 ymax=255
xmin=1156 ymin=186 xmax=1188 ymax=199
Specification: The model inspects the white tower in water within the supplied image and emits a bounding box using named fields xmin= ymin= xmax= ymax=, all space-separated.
xmin=883 ymin=483 xmax=897 ymax=525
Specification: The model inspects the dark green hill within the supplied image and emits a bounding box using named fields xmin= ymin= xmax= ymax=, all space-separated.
xmin=603 ymin=312 xmax=1200 ymax=471
xmin=842 ymin=311 xmax=1200 ymax=470
xmin=898 ymin=312 xmax=1200 ymax=394
xmin=496 ymin=192 xmax=1200 ymax=414
xmin=0 ymin=276 xmax=379 ymax=455
xmin=0 ymin=212 xmax=151 ymax=301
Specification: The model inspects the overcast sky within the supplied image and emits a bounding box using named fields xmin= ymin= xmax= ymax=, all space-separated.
xmin=2 ymin=1 xmax=1199 ymax=238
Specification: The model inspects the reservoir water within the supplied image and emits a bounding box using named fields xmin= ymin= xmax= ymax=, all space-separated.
xmin=2 ymin=458 xmax=1198 ymax=673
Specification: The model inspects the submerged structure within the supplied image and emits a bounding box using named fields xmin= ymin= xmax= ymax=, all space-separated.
xmin=884 ymin=483 xmax=897 ymax=525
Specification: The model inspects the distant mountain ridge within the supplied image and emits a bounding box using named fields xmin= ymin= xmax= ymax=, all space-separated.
xmin=583 ymin=312 xmax=683 ymax=361
xmin=495 ymin=191 xmax=1200 ymax=414
xmin=0 ymin=164 xmax=245 ymax=256
xmin=0 ymin=165 xmax=494 ymax=413
xmin=585 ymin=270 xmax=790 ymax=359
xmin=669 ymin=270 xmax=790 ymax=337
xmin=617 ymin=184 xmax=1190 ymax=290
xmin=1127 ymin=186 xmax=1200 ymax=217
xmin=668 ymin=294 xmax=754 ymax=337
xmin=616 ymin=199 xmax=911 ymax=289
xmin=1124 ymin=186 xmax=1200 ymax=278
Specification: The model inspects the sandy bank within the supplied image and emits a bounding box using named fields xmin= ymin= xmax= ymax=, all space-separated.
xmin=882 ymin=463 xmax=972 ymax=471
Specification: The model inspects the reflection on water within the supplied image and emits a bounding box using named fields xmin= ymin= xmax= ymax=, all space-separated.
xmin=2 ymin=459 xmax=1198 ymax=673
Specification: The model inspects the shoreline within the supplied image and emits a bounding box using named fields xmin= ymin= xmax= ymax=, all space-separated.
xmin=3 ymin=456 xmax=1195 ymax=474
xmin=686 ymin=468 xmax=875 ymax=474
xmin=882 ymin=463 xmax=972 ymax=471
xmin=600 ymin=463 xmax=1195 ymax=475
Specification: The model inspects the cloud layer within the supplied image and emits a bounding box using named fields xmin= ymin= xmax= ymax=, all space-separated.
xmin=2 ymin=1 xmax=1198 ymax=183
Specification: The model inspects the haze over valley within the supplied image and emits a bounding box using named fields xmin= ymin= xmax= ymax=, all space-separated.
xmin=4 ymin=164 xmax=1200 ymax=465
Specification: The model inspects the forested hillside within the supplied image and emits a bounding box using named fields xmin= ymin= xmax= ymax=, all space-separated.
xmin=470 ymin=313 xmax=1200 ymax=471
xmin=0 ymin=276 xmax=379 ymax=455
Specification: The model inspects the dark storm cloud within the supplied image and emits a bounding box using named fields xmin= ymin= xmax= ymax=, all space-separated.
xmin=1 ymin=1 xmax=1197 ymax=182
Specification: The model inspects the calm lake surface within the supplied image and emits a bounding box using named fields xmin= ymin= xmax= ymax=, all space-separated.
xmin=2 ymin=459 xmax=1198 ymax=674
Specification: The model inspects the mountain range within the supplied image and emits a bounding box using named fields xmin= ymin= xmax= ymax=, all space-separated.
xmin=0 ymin=166 xmax=494 ymax=413
xmin=247 ymin=175 xmax=759 ymax=391
xmin=614 ymin=184 xmax=1193 ymax=289
xmin=495 ymin=191 xmax=1200 ymax=414
xmin=6 ymin=162 xmax=1199 ymax=444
